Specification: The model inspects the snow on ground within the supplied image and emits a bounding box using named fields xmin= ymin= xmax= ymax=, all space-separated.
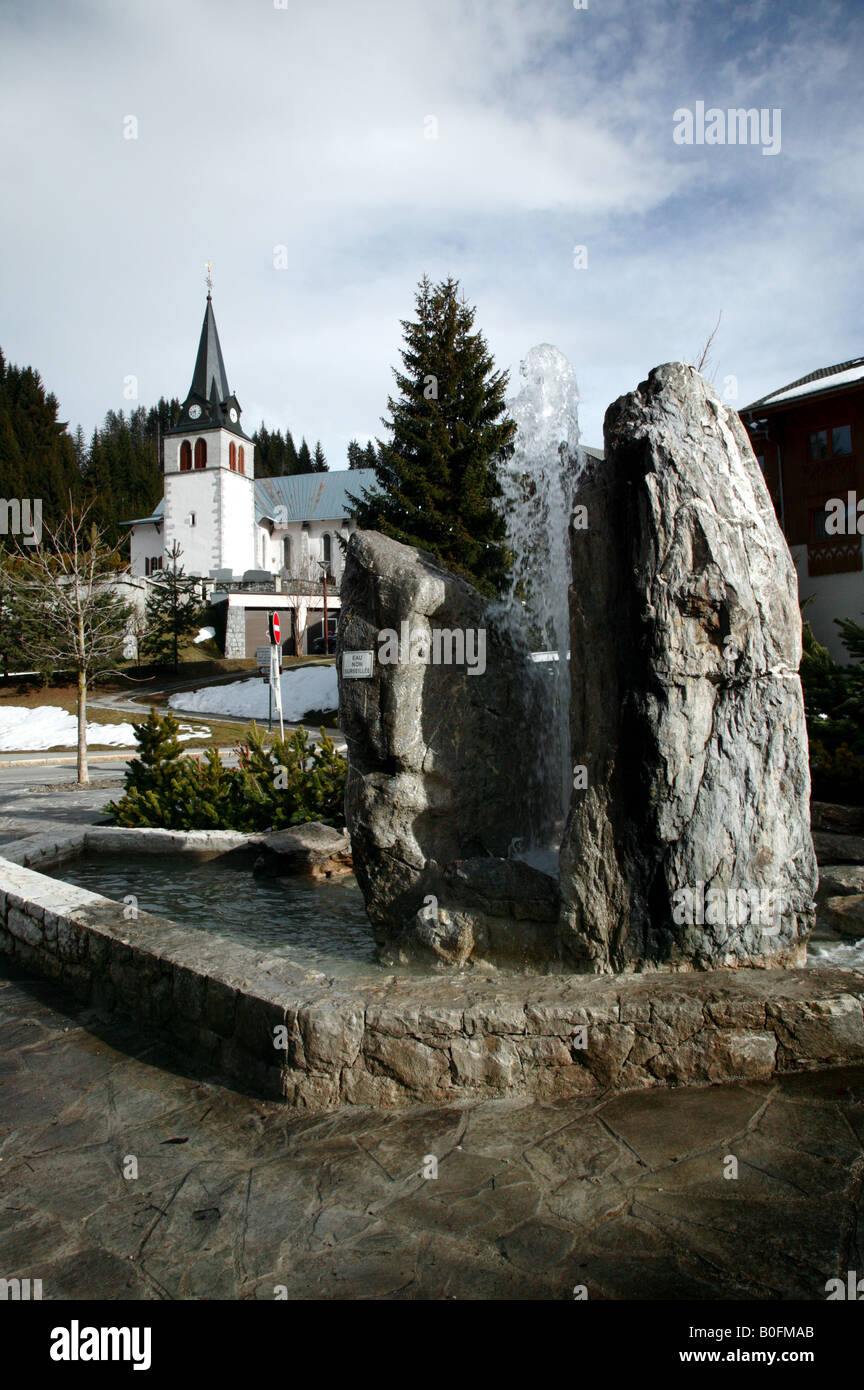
xmin=169 ymin=663 xmax=338 ymax=723
xmin=194 ymin=626 xmax=216 ymax=644
xmin=0 ymin=706 xmax=207 ymax=752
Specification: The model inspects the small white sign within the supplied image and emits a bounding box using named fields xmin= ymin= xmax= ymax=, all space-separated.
xmin=342 ymin=650 xmax=374 ymax=679
xmin=256 ymin=645 xmax=271 ymax=671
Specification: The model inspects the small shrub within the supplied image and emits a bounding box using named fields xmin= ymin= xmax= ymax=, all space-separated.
xmin=106 ymin=709 xmax=348 ymax=830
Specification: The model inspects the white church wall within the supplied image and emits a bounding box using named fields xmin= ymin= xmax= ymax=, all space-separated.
xmin=164 ymin=469 xmax=220 ymax=576
xmin=129 ymin=522 xmax=162 ymax=577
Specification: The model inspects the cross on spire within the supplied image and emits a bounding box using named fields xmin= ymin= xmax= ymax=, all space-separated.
xmin=205 ymin=260 xmax=213 ymax=298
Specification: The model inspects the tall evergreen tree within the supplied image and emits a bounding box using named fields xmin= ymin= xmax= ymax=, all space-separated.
xmin=296 ymin=437 xmax=313 ymax=473
xmin=346 ymin=439 xmax=365 ymax=470
xmin=349 ymin=276 xmax=515 ymax=596
xmin=142 ymin=541 xmax=205 ymax=672
xmin=0 ymin=350 xmax=82 ymax=525
xmin=312 ymin=441 xmax=329 ymax=472
xmin=252 ymin=424 xmax=300 ymax=477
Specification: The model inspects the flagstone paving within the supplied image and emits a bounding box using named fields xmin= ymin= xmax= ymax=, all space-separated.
xmin=1 ymin=962 xmax=863 ymax=1301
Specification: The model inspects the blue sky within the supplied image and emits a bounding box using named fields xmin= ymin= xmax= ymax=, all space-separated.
xmin=0 ymin=0 xmax=861 ymax=459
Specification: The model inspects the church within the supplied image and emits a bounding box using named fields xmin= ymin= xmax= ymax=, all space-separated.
xmin=125 ymin=291 xmax=377 ymax=658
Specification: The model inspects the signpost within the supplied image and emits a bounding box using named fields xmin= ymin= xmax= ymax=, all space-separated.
xmin=342 ymin=651 xmax=374 ymax=679
xmin=267 ymin=612 xmax=284 ymax=740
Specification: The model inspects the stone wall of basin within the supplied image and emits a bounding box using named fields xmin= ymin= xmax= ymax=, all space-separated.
xmin=2 ymin=849 xmax=862 ymax=1111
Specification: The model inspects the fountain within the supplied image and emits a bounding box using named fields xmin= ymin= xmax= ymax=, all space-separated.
xmin=495 ymin=344 xmax=584 ymax=850
xmin=337 ymin=356 xmax=817 ymax=974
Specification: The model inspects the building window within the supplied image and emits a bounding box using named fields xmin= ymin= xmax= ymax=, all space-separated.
xmin=322 ymin=532 xmax=332 ymax=571
xmin=194 ymin=438 xmax=207 ymax=469
xmin=145 ymin=555 xmax=163 ymax=576
xmin=229 ymin=441 xmax=236 ymax=471
xmin=809 ymin=425 xmax=853 ymax=462
xmin=283 ymin=537 xmax=291 ymax=570
xmin=180 ymin=440 xmax=192 ymax=471
xmin=833 ymin=425 xmax=853 ymax=456
xmin=238 ymin=445 xmax=245 ymax=474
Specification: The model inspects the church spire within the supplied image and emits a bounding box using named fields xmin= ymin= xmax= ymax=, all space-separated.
xmin=171 ymin=282 xmax=247 ymax=439
xmin=188 ymin=296 xmax=231 ymax=407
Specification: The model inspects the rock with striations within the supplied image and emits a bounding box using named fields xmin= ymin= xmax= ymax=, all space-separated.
xmin=336 ymin=530 xmax=557 ymax=965
xmin=559 ymin=362 xmax=817 ymax=972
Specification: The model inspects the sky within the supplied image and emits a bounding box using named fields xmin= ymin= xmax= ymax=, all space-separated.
xmin=0 ymin=0 xmax=862 ymax=462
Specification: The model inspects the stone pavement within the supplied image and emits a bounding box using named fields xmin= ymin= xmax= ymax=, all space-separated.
xmin=2 ymin=962 xmax=863 ymax=1300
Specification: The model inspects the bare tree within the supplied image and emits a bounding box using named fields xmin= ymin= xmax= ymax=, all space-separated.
xmin=692 ymin=311 xmax=723 ymax=377
xmin=282 ymin=588 xmax=311 ymax=656
xmin=8 ymin=501 xmax=131 ymax=784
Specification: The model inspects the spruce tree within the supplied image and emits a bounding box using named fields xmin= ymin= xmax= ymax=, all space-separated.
xmin=349 ymin=275 xmax=515 ymax=596
xmin=296 ymin=438 xmax=313 ymax=473
xmin=313 ymin=441 xmax=329 ymax=472
xmin=346 ymin=439 xmax=364 ymax=470
xmin=141 ymin=541 xmax=205 ymax=672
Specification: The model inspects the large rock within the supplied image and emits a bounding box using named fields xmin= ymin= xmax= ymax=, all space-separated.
xmin=254 ymin=822 xmax=352 ymax=879
xmin=559 ymin=362 xmax=817 ymax=973
xmin=337 ymin=530 xmax=557 ymax=965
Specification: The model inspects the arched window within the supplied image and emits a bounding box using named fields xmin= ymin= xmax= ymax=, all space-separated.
xmin=238 ymin=445 xmax=245 ymax=474
xmin=194 ymin=438 xmax=207 ymax=469
xmin=180 ymin=440 xmax=192 ymax=471
xmin=283 ymin=537 xmax=291 ymax=571
xmin=229 ymin=441 xmax=236 ymax=471
xmin=322 ymin=532 xmax=332 ymax=571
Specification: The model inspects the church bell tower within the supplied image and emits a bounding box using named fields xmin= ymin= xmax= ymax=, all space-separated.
xmin=163 ymin=272 xmax=256 ymax=578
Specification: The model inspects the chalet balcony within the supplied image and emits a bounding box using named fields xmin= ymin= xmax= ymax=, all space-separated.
xmin=209 ymin=569 xmax=337 ymax=596
xmin=807 ymin=535 xmax=863 ymax=577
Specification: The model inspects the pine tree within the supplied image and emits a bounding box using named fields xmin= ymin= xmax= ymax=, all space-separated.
xmin=349 ymin=276 xmax=515 ymax=596
xmin=312 ymin=441 xmax=329 ymax=472
xmin=346 ymin=439 xmax=364 ymax=469
xmin=142 ymin=541 xmax=205 ymax=672
xmin=0 ymin=543 xmax=28 ymax=676
xmin=296 ymin=438 xmax=313 ymax=473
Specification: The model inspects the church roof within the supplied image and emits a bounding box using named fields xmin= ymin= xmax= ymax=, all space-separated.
xmin=255 ymin=469 xmax=378 ymax=524
xmin=190 ymin=295 xmax=231 ymax=406
xmin=168 ymin=295 xmax=248 ymax=439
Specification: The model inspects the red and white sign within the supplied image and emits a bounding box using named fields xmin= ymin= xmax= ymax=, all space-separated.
xmin=268 ymin=612 xmax=281 ymax=645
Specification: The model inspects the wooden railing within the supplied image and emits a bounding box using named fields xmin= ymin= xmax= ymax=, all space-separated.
xmin=807 ymin=536 xmax=863 ymax=577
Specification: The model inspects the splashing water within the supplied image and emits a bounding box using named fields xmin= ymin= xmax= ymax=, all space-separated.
xmin=495 ymin=344 xmax=585 ymax=846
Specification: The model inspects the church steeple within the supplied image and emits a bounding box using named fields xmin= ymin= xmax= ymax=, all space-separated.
xmin=190 ymin=295 xmax=232 ymax=407
xmin=170 ymin=290 xmax=248 ymax=439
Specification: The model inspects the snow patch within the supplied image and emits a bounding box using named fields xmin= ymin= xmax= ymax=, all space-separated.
xmin=0 ymin=705 xmax=207 ymax=751
xmin=169 ymin=663 xmax=338 ymax=722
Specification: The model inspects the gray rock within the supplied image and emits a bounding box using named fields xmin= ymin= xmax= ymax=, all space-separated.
xmin=337 ymin=530 xmax=555 ymax=963
xmin=821 ymin=894 xmax=864 ymax=938
xmin=813 ymin=831 xmax=864 ymax=865
xmin=254 ymin=822 xmax=352 ymax=878
xmin=816 ymin=864 xmax=864 ymax=898
xmin=559 ymin=362 xmax=817 ymax=972
xmin=811 ymin=801 xmax=864 ymax=834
